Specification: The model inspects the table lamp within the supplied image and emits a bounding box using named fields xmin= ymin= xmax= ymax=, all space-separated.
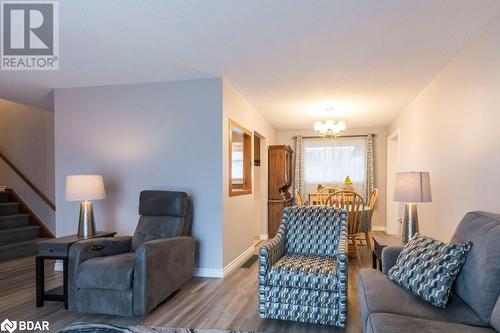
xmin=394 ymin=171 xmax=432 ymax=243
xmin=65 ymin=175 xmax=106 ymax=238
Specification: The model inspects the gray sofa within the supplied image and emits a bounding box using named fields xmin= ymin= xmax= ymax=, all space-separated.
xmin=358 ymin=211 xmax=500 ymax=332
xmin=69 ymin=190 xmax=195 ymax=316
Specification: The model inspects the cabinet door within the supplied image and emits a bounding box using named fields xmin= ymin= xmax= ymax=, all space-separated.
xmin=283 ymin=150 xmax=289 ymax=184
xmin=287 ymin=150 xmax=293 ymax=185
xmin=268 ymin=202 xmax=283 ymax=238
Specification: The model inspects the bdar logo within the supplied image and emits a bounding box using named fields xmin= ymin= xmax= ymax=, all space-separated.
xmin=0 ymin=319 xmax=17 ymax=333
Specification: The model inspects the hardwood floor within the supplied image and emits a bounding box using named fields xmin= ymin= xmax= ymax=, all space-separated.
xmin=0 ymin=235 xmax=381 ymax=333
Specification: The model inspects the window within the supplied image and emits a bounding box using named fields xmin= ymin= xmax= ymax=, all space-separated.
xmin=303 ymin=137 xmax=367 ymax=194
xmin=229 ymin=119 xmax=252 ymax=196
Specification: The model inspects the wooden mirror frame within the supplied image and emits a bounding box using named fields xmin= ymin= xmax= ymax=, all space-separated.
xmin=229 ymin=119 xmax=252 ymax=196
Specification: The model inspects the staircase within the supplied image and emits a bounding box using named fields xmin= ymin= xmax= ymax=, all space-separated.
xmin=0 ymin=190 xmax=49 ymax=261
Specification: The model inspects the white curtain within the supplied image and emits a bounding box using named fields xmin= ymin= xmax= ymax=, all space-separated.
xmin=301 ymin=136 xmax=375 ymax=202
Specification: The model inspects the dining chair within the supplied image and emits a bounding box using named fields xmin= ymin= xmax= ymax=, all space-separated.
xmin=295 ymin=189 xmax=305 ymax=206
xmin=368 ymin=188 xmax=379 ymax=217
xmin=325 ymin=191 xmax=366 ymax=263
xmin=316 ymin=187 xmax=337 ymax=205
xmin=361 ymin=188 xmax=379 ymax=250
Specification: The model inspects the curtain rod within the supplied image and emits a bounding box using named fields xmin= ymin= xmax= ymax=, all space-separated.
xmin=291 ymin=134 xmax=376 ymax=139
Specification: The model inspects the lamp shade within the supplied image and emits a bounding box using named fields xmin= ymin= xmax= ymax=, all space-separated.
xmin=394 ymin=171 xmax=432 ymax=203
xmin=65 ymin=175 xmax=106 ymax=202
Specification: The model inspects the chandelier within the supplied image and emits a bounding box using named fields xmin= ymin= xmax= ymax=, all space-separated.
xmin=313 ymin=108 xmax=346 ymax=139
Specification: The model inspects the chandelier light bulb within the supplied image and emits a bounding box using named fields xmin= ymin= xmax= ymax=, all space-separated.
xmin=314 ymin=121 xmax=323 ymax=131
xmin=313 ymin=108 xmax=347 ymax=139
xmin=338 ymin=121 xmax=346 ymax=131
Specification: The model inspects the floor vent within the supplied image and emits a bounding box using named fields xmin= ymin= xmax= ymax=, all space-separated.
xmin=241 ymin=255 xmax=259 ymax=268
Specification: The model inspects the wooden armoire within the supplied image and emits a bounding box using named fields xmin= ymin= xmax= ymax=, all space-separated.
xmin=268 ymin=145 xmax=293 ymax=238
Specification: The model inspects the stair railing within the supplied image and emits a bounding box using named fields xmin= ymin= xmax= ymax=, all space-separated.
xmin=0 ymin=152 xmax=56 ymax=211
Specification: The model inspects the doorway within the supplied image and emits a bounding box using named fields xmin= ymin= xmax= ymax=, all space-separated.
xmin=253 ymin=132 xmax=266 ymax=245
xmin=386 ymin=130 xmax=401 ymax=235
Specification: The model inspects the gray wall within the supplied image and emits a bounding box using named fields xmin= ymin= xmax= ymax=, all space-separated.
xmin=54 ymin=78 xmax=223 ymax=270
xmin=388 ymin=12 xmax=500 ymax=241
xmin=0 ymin=99 xmax=55 ymax=232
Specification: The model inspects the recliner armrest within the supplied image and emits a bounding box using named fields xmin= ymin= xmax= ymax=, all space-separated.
xmin=134 ymin=236 xmax=195 ymax=270
xmin=382 ymin=246 xmax=404 ymax=274
xmin=69 ymin=236 xmax=133 ymax=264
xmin=133 ymin=236 xmax=195 ymax=315
xmin=68 ymin=236 xmax=132 ymax=310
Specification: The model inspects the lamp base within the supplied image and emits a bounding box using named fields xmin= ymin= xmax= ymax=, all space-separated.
xmin=402 ymin=203 xmax=419 ymax=243
xmin=78 ymin=201 xmax=96 ymax=239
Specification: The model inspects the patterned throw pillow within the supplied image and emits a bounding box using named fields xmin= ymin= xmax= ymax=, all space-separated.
xmin=387 ymin=233 xmax=472 ymax=308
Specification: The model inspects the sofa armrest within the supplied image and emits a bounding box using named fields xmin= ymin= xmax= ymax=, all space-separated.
xmin=68 ymin=236 xmax=132 ymax=309
xmin=335 ymin=213 xmax=349 ymax=325
xmin=133 ymin=236 xmax=195 ymax=315
xmin=258 ymin=226 xmax=286 ymax=285
xmin=382 ymin=246 xmax=404 ymax=274
xmin=336 ymin=232 xmax=349 ymax=278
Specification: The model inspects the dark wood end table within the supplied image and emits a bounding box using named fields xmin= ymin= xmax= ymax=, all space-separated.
xmin=36 ymin=231 xmax=116 ymax=309
xmin=372 ymin=234 xmax=403 ymax=271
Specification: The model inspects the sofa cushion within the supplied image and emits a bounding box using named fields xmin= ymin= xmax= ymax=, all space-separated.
xmin=366 ymin=313 xmax=496 ymax=333
xmin=268 ymin=254 xmax=338 ymax=291
xmin=76 ymin=253 xmax=135 ymax=291
xmin=387 ymin=233 xmax=471 ymax=307
xmin=358 ymin=268 xmax=487 ymax=329
xmin=451 ymin=211 xmax=500 ymax=322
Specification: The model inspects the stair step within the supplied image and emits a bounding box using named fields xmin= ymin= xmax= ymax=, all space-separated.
xmin=0 ymin=202 xmax=20 ymax=216
xmin=0 ymin=226 xmax=40 ymax=246
xmin=0 ymin=238 xmax=48 ymax=261
xmin=0 ymin=214 xmax=30 ymax=230
xmin=0 ymin=191 xmax=8 ymax=203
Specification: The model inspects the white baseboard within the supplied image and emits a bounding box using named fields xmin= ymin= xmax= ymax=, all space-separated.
xmin=259 ymin=234 xmax=268 ymax=241
xmin=193 ymin=245 xmax=255 ymax=278
xmin=194 ymin=268 xmax=224 ymax=278
xmin=371 ymin=226 xmax=386 ymax=231
xmin=223 ymin=245 xmax=255 ymax=277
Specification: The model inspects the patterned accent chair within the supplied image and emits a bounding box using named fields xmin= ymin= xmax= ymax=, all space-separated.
xmin=258 ymin=205 xmax=349 ymax=327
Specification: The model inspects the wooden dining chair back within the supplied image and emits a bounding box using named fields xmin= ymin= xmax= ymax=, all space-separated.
xmin=325 ymin=191 xmax=366 ymax=235
xmin=325 ymin=190 xmax=366 ymax=262
xmin=368 ymin=188 xmax=379 ymax=219
xmin=295 ymin=189 xmax=305 ymax=206
xmin=316 ymin=187 xmax=336 ymax=205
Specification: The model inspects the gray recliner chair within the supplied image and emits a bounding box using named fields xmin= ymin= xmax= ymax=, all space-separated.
xmin=69 ymin=190 xmax=195 ymax=316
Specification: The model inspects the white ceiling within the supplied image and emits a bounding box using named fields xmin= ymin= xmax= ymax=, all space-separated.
xmin=1 ymin=0 xmax=499 ymax=129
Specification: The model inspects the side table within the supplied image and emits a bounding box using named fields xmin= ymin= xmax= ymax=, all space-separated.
xmin=372 ymin=234 xmax=403 ymax=271
xmin=36 ymin=231 xmax=116 ymax=309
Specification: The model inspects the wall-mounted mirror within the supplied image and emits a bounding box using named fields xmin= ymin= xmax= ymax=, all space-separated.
xmin=229 ymin=119 xmax=252 ymax=196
